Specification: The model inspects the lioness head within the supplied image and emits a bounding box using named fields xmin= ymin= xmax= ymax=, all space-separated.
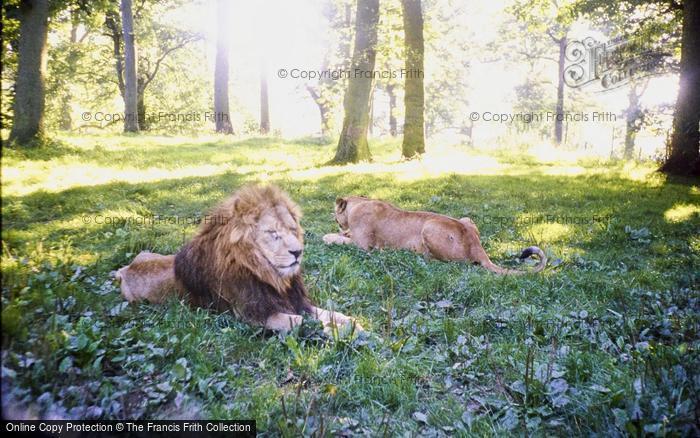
xmin=334 ymin=197 xmax=350 ymax=231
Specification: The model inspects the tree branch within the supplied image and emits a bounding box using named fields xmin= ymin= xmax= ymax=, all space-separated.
xmin=134 ymin=0 xmax=147 ymax=19
xmin=141 ymin=35 xmax=202 ymax=91
xmin=78 ymin=29 xmax=90 ymax=43
xmin=516 ymin=50 xmax=558 ymax=63
xmin=546 ymin=28 xmax=562 ymax=43
xmin=305 ymin=84 xmax=321 ymax=102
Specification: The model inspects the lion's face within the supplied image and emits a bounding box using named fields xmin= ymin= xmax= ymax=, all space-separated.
xmin=253 ymin=207 xmax=304 ymax=278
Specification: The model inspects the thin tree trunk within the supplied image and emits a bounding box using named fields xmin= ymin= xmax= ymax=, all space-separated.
xmin=260 ymin=62 xmax=270 ymax=134
xmin=461 ymin=120 xmax=474 ymax=146
xmin=554 ymin=36 xmax=566 ymax=146
xmin=623 ymin=124 xmax=636 ymax=160
xmin=70 ymin=17 xmax=78 ymax=45
xmin=105 ymin=11 xmax=125 ymax=100
xmin=368 ymin=85 xmax=375 ymax=136
xmin=121 ymin=0 xmax=139 ymax=132
xmin=624 ymin=83 xmax=642 ymax=159
xmin=137 ymin=94 xmax=147 ymax=130
xmin=306 ymin=84 xmax=334 ymax=137
xmin=306 ymin=46 xmax=335 ymax=137
xmin=332 ymin=0 xmax=380 ymax=164
xmin=387 ymin=84 xmax=397 ymax=137
xmin=319 ymin=104 xmax=332 ymax=137
xmin=661 ymin=0 xmax=700 ymax=176
xmin=401 ymin=0 xmax=425 ymax=158
xmin=59 ymin=10 xmax=79 ymax=131
xmin=137 ymin=77 xmax=148 ymax=130
xmin=9 ymin=0 xmax=49 ymax=146
xmin=214 ymin=0 xmax=234 ymax=134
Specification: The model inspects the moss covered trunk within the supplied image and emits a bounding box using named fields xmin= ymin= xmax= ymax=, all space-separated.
xmin=554 ymin=36 xmax=566 ymax=146
xmin=121 ymin=0 xmax=139 ymax=132
xmin=332 ymin=0 xmax=379 ymax=164
xmin=214 ymin=0 xmax=234 ymax=134
xmin=661 ymin=0 xmax=700 ymax=176
xmin=401 ymin=0 xmax=425 ymax=158
xmin=9 ymin=0 xmax=49 ymax=145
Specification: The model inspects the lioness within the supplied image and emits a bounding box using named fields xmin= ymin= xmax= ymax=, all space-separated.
xmin=323 ymin=196 xmax=546 ymax=275
xmin=117 ymin=185 xmax=362 ymax=333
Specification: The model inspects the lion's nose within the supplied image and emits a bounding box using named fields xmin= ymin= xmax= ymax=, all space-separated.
xmin=289 ymin=249 xmax=302 ymax=259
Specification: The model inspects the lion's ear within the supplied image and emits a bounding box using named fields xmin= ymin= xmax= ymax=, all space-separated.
xmin=335 ymin=197 xmax=348 ymax=214
xmin=231 ymin=198 xmax=241 ymax=214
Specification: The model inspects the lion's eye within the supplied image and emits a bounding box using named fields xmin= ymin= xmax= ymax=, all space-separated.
xmin=267 ymin=230 xmax=281 ymax=240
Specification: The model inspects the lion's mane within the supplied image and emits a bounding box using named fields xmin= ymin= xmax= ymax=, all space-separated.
xmin=174 ymin=185 xmax=313 ymax=324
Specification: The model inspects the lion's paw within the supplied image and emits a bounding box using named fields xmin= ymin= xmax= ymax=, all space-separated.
xmin=323 ymin=233 xmax=339 ymax=245
xmin=288 ymin=314 xmax=304 ymax=329
xmin=323 ymin=318 xmax=364 ymax=337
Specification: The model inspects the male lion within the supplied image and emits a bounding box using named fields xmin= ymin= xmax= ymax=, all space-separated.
xmin=322 ymin=196 xmax=546 ymax=275
xmin=116 ymin=185 xmax=362 ymax=333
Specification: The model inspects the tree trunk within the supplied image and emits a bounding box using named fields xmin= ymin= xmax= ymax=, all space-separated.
xmin=319 ymin=104 xmax=333 ymax=137
xmin=137 ymin=77 xmax=149 ymax=130
xmin=260 ymin=62 xmax=270 ymax=134
xmin=661 ymin=0 xmax=700 ymax=176
xmin=9 ymin=0 xmax=49 ymax=146
xmin=331 ymin=0 xmax=380 ymax=164
xmin=59 ymin=11 xmax=79 ymax=131
xmin=305 ymin=51 xmax=335 ymax=137
xmin=401 ymin=0 xmax=425 ymax=158
xmin=387 ymin=84 xmax=397 ymax=137
xmin=121 ymin=0 xmax=139 ymax=132
xmin=624 ymin=83 xmax=642 ymax=160
xmin=214 ymin=0 xmax=234 ymax=134
xmin=137 ymin=94 xmax=147 ymax=130
xmin=368 ymin=85 xmax=375 ymax=136
xmin=554 ymin=36 xmax=566 ymax=146
xmin=306 ymin=84 xmax=334 ymax=137
xmin=105 ymin=11 xmax=125 ymax=100
xmin=461 ymin=120 xmax=474 ymax=146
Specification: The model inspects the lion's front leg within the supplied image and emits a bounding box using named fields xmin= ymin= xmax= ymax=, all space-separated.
xmin=310 ymin=306 xmax=364 ymax=333
xmin=265 ymin=313 xmax=304 ymax=332
xmin=322 ymin=233 xmax=354 ymax=245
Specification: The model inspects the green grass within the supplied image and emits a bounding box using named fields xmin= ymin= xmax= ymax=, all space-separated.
xmin=2 ymin=134 xmax=699 ymax=435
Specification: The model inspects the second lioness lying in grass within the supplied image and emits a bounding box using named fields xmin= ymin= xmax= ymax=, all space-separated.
xmin=322 ymin=196 xmax=546 ymax=275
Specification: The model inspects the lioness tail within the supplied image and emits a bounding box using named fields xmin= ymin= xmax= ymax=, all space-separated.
xmin=480 ymin=246 xmax=547 ymax=275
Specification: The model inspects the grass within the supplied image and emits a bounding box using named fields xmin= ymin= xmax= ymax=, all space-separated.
xmin=1 ymin=133 xmax=699 ymax=435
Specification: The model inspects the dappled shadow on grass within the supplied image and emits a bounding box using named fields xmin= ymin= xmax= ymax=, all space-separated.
xmin=2 ymin=138 xmax=84 ymax=162
xmin=54 ymin=138 xmax=287 ymax=170
xmin=8 ymin=136 xmax=679 ymax=202
xmin=3 ymin=168 xmax=697 ymax=283
xmin=3 ymin=135 xmax=333 ymax=170
xmin=1 ymin=136 xmax=349 ymax=198
xmin=284 ymin=135 xmax=334 ymax=146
